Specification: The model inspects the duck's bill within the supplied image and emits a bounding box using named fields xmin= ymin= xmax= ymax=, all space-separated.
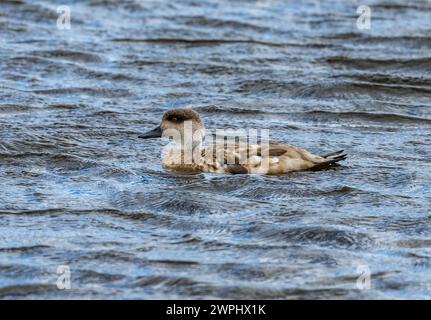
xmin=138 ymin=126 xmax=162 ymax=139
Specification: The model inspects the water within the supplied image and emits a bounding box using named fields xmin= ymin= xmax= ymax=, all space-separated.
xmin=0 ymin=0 xmax=430 ymax=299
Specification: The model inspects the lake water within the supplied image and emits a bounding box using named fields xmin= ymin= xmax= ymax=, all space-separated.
xmin=0 ymin=0 xmax=430 ymax=299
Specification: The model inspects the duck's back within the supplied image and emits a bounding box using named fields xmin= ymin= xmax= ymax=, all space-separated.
xmin=199 ymin=143 xmax=346 ymax=174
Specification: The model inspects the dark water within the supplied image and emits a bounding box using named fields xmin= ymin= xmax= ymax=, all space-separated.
xmin=1 ymin=0 xmax=430 ymax=299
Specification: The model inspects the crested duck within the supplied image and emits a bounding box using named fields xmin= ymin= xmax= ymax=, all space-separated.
xmin=139 ymin=109 xmax=347 ymax=174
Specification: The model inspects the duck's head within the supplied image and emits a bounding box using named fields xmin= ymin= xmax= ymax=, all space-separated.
xmin=139 ymin=109 xmax=205 ymax=146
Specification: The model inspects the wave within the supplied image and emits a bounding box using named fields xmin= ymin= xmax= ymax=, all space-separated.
xmin=196 ymin=105 xmax=265 ymax=114
xmin=180 ymin=15 xmax=272 ymax=33
xmin=325 ymin=56 xmax=431 ymax=71
xmin=31 ymin=87 xmax=132 ymax=98
xmin=0 ymin=245 xmax=49 ymax=253
xmin=0 ymin=104 xmax=33 ymax=113
xmin=30 ymin=50 xmax=103 ymax=63
xmin=133 ymin=275 xmax=200 ymax=288
xmin=246 ymin=226 xmax=373 ymax=249
xmin=111 ymin=37 xmax=286 ymax=47
xmin=0 ymin=284 xmax=56 ymax=298
xmin=233 ymin=78 xmax=431 ymax=100
xmin=334 ymin=73 xmax=431 ymax=87
xmin=302 ymin=110 xmax=431 ymax=123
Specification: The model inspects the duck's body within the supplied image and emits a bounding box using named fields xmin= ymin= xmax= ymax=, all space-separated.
xmin=162 ymin=142 xmax=346 ymax=175
xmin=139 ymin=109 xmax=347 ymax=175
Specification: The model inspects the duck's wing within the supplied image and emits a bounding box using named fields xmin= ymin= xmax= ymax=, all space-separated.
xmin=201 ymin=143 xmax=347 ymax=174
xmin=247 ymin=144 xmax=347 ymax=173
xmin=200 ymin=143 xmax=260 ymax=173
xmin=207 ymin=143 xmax=318 ymax=173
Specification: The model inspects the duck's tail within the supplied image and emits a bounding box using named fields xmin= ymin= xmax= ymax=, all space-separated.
xmin=310 ymin=150 xmax=347 ymax=171
xmin=321 ymin=149 xmax=347 ymax=160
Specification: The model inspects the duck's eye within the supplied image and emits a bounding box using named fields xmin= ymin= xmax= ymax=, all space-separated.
xmin=171 ymin=117 xmax=178 ymax=122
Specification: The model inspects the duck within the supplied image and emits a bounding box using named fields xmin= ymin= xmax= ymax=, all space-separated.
xmin=139 ymin=109 xmax=347 ymax=174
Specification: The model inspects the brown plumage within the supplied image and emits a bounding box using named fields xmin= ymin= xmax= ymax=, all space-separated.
xmin=139 ymin=109 xmax=347 ymax=175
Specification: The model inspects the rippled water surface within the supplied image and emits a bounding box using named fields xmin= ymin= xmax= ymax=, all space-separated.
xmin=1 ymin=0 xmax=431 ymax=299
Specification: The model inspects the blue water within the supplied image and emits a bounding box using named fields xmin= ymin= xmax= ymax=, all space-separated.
xmin=0 ymin=0 xmax=430 ymax=299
